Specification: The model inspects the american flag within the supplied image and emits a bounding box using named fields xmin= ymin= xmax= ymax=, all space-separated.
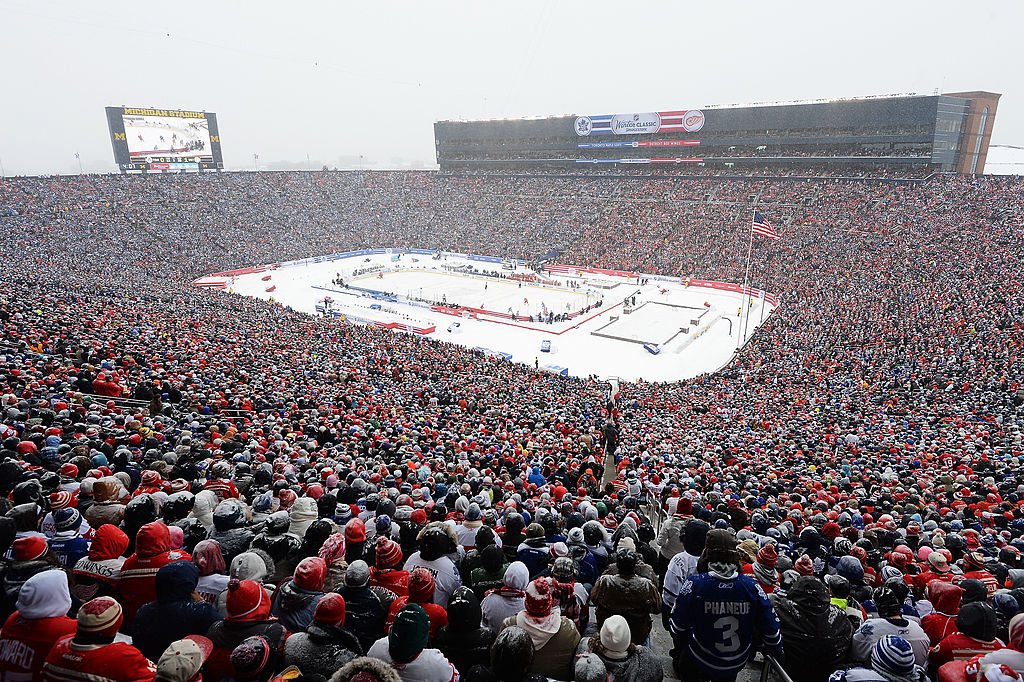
xmin=752 ymin=211 xmax=780 ymax=240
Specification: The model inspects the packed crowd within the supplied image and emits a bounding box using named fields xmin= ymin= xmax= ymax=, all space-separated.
xmin=0 ymin=170 xmax=1023 ymax=682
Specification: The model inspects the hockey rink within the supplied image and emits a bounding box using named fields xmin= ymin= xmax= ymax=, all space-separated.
xmin=199 ymin=252 xmax=777 ymax=382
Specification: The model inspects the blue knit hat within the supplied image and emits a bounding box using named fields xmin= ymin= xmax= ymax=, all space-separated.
xmin=872 ymin=635 xmax=915 ymax=678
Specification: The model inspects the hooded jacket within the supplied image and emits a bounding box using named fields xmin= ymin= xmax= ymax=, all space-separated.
xmin=341 ymin=581 xmax=388 ymax=654
xmin=0 ymin=571 xmax=77 ymax=681
xmin=72 ymin=524 xmax=129 ymax=602
xmin=205 ymin=580 xmax=288 ymax=682
xmin=288 ymin=497 xmax=318 ymax=538
xmin=192 ymin=490 xmax=219 ymax=530
xmin=283 ymin=620 xmax=363 ymax=679
xmin=591 ymin=567 xmax=661 ymax=645
xmin=132 ymin=560 xmax=224 ymax=661
xmin=980 ymin=612 xmax=1024 ymax=673
xmin=328 ymin=656 xmax=402 ymax=682
xmin=575 ymin=634 xmax=665 ymax=682
xmin=83 ymin=479 xmax=125 ymax=529
xmin=433 ymin=587 xmax=496 ymax=673
xmin=931 ymin=602 xmax=1004 ymax=668
xmin=481 ymin=561 xmax=529 ymax=633
xmin=118 ymin=522 xmax=191 ymax=629
xmin=208 ymin=498 xmax=254 ymax=565
xmin=271 ymin=578 xmax=328 ymax=633
xmin=922 ymin=581 xmax=963 ymax=646
xmin=771 ymin=577 xmax=853 ymax=682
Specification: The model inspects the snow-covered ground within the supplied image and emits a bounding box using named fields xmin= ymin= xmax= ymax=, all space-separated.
xmin=198 ymin=252 xmax=777 ymax=382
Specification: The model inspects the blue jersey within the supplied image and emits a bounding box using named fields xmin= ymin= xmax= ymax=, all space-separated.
xmin=670 ymin=570 xmax=783 ymax=678
xmin=49 ymin=535 xmax=90 ymax=569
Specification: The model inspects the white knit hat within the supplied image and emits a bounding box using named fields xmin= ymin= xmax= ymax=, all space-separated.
xmin=599 ymin=615 xmax=631 ymax=660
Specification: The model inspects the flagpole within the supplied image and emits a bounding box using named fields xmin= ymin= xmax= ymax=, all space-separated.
xmin=738 ymin=210 xmax=755 ymax=349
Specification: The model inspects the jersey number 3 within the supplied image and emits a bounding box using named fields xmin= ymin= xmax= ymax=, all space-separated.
xmin=714 ymin=615 xmax=741 ymax=653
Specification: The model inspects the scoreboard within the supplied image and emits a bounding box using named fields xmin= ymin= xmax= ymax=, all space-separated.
xmin=105 ymin=106 xmax=223 ymax=172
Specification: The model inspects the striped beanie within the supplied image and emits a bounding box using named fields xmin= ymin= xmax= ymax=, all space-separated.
xmin=871 ymin=635 xmax=915 ymax=678
xmin=77 ymin=596 xmax=123 ymax=637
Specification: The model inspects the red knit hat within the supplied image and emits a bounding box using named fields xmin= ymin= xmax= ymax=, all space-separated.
xmin=49 ymin=490 xmax=74 ymax=510
xmin=313 ymin=593 xmax=345 ymax=626
xmin=141 ymin=470 xmax=161 ymax=486
xmin=226 ymin=579 xmax=271 ymax=621
xmin=408 ymin=567 xmax=435 ymax=603
xmin=77 ymin=596 xmax=123 ymax=637
xmin=524 ymin=577 xmax=553 ymax=618
xmin=294 ymin=557 xmax=327 ymax=591
xmin=375 ymin=537 xmax=403 ymax=569
xmin=756 ymin=544 xmax=778 ymax=568
xmin=794 ymin=554 xmax=814 ymax=576
xmin=14 ymin=536 xmax=48 ymax=562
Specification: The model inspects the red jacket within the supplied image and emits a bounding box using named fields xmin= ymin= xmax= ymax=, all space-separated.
xmin=0 ymin=612 xmax=77 ymax=681
xmin=922 ymin=581 xmax=963 ymax=646
xmin=117 ymin=523 xmax=191 ymax=628
xmin=40 ymin=637 xmax=154 ymax=682
xmin=370 ymin=568 xmax=410 ymax=598
xmin=931 ymin=633 xmax=1004 ymax=668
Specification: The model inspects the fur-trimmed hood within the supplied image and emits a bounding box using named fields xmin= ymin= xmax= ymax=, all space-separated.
xmin=330 ymin=656 xmax=402 ymax=682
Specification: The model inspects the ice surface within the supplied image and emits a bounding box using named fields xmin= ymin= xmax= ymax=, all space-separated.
xmin=200 ymin=253 xmax=776 ymax=382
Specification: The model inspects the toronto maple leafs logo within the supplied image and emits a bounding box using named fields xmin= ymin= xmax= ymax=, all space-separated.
xmin=575 ymin=116 xmax=592 ymax=136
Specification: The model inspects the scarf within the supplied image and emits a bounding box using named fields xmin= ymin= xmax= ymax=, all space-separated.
xmin=517 ymin=606 xmax=562 ymax=650
xmin=753 ymin=562 xmax=779 ymax=587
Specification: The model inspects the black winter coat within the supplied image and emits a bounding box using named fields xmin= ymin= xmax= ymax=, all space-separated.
xmin=771 ymin=577 xmax=853 ymax=682
xmin=340 ymin=585 xmax=387 ymax=652
xmin=282 ymin=621 xmax=362 ymax=679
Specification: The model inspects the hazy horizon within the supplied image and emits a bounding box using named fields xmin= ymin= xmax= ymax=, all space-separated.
xmin=1 ymin=0 xmax=1019 ymax=175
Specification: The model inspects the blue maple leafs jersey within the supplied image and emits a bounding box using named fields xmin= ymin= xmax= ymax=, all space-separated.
xmin=669 ymin=571 xmax=783 ymax=678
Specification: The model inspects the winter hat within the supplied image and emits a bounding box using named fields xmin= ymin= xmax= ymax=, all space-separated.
xmin=49 ymin=490 xmax=74 ymax=510
xmin=756 ymin=544 xmax=778 ymax=568
xmin=155 ymin=635 xmax=214 ymax=682
xmin=225 ymin=579 xmax=271 ymax=621
xmin=958 ymin=603 xmax=998 ymax=642
xmin=318 ymin=533 xmax=347 ymax=564
xmin=524 ymin=577 xmax=553 ymax=618
xmin=408 ymin=567 xmax=436 ymax=603
xmin=13 ymin=536 xmax=48 ymax=562
xmin=961 ymin=579 xmax=990 ymax=605
xmin=492 ymin=626 xmax=535 ymax=679
xmin=375 ymin=537 xmax=403 ymax=570
xmin=575 ymin=653 xmax=608 ymax=682
xmin=552 ymin=557 xmax=576 ymax=583
xmin=599 ymin=615 xmax=632 ymax=660
xmin=872 ymin=635 xmax=916 ymax=678
xmin=965 ymin=552 xmax=987 ymax=571
xmin=77 ymin=596 xmax=123 ymax=637
xmin=54 ymin=508 xmax=82 ymax=533
xmin=388 ymin=604 xmax=430 ymax=664
xmin=293 ymin=557 xmax=327 ymax=591
xmin=794 ymin=555 xmax=814 ymax=576
xmin=345 ymin=518 xmax=366 ymax=544
xmin=314 ymin=592 xmax=346 ymax=626
xmin=698 ymin=529 xmax=738 ymax=569
xmin=928 ymin=551 xmax=950 ymax=572
xmin=345 ymin=560 xmax=370 ymax=588
xmin=230 ymin=635 xmax=272 ymax=677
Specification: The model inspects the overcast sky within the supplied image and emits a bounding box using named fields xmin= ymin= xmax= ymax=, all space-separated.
xmin=1 ymin=0 xmax=1020 ymax=175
